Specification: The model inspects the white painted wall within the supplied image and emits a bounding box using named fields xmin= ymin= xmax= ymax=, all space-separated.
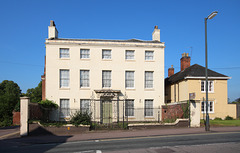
xmin=45 ymin=35 xmax=165 ymax=121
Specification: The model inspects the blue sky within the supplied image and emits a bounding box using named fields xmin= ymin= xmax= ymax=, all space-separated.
xmin=0 ymin=0 xmax=239 ymax=101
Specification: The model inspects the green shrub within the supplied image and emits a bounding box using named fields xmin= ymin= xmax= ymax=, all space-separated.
xmin=14 ymin=101 xmax=20 ymax=112
xmin=214 ymin=117 xmax=222 ymax=120
xmin=40 ymin=121 xmax=67 ymax=127
xmin=163 ymin=118 xmax=176 ymax=123
xmin=0 ymin=115 xmax=12 ymax=127
xmin=225 ymin=115 xmax=233 ymax=120
xmin=70 ymin=111 xmax=91 ymax=127
xmin=38 ymin=99 xmax=58 ymax=109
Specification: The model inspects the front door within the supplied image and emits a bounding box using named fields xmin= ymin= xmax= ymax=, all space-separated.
xmin=101 ymin=100 xmax=112 ymax=124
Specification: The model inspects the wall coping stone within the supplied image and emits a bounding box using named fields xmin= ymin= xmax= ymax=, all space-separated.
xmin=128 ymin=119 xmax=189 ymax=127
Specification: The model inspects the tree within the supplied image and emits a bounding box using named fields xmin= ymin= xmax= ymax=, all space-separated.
xmin=24 ymin=81 xmax=42 ymax=103
xmin=232 ymin=97 xmax=240 ymax=104
xmin=0 ymin=80 xmax=21 ymax=126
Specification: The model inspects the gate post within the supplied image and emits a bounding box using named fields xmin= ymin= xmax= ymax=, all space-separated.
xmin=20 ymin=97 xmax=30 ymax=136
xmin=190 ymin=100 xmax=200 ymax=127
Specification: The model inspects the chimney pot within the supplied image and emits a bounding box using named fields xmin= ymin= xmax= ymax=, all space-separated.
xmin=168 ymin=65 xmax=174 ymax=77
xmin=48 ymin=20 xmax=58 ymax=39
xmin=180 ymin=52 xmax=191 ymax=71
xmin=152 ymin=25 xmax=160 ymax=41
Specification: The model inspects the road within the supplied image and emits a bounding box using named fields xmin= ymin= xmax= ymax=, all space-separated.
xmin=1 ymin=131 xmax=240 ymax=153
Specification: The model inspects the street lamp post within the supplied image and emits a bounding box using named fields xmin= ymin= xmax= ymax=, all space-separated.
xmin=205 ymin=11 xmax=218 ymax=131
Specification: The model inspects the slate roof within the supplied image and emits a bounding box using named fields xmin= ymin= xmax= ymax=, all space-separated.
xmin=165 ymin=64 xmax=229 ymax=85
xmin=48 ymin=38 xmax=163 ymax=43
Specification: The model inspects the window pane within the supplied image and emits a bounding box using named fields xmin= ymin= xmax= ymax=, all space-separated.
xmin=201 ymin=102 xmax=205 ymax=112
xmin=80 ymin=99 xmax=90 ymax=113
xmin=80 ymin=70 xmax=89 ymax=87
xmin=201 ymin=81 xmax=214 ymax=92
xmin=201 ymin=81 xmax=205 ymax=91
xmin=102 ymin=71 xmax=111 ymax=87
xmin=145 ymin=71 xmax=153 ymax=88
xmin=125 ymin=50 xmax=134 ymax=60
xmin=60 ymin=99 xmax=70 ymax=117
xmin=80 ymin=49 xmax=90 ymax=59
xmin=125 ymin=100 xmax=134 ymax=116
xmin=125 ymin=71 xmax=134 ymax=88
xmin=102 ymin=50 xmax=111 ymax=59
xmin=145 ymin=100 xmax=153 ymax=116
xmin=209 ymin=81 xmax=213 ymax=92
xmin=60 ymin=70 xmax=69 ymax=88
xmin=201 ymin=101 xmax=214 ymax=113
xmin=145 ymin=51 xmax=154 ymax=60
xmin=60 ymin=48 xmax=69 ymax=58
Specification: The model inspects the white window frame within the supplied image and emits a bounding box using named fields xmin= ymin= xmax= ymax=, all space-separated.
xmin=201 ymin=101 xmax=214 ymax=113
xmin=60 ymin=69 xmax=69 ymax=88
xmin=80 ymin=70 xmax=90 ymax=88
xmin=60 ymin=48 xmax=69 ymax=58
xmin=201 ymin=80 xmax=214 ymax=93
xmin=125 ymin=71 xmax=134 ymax=89
xmin=145 ymin=71 xmax=154 ymax=89
xmin=60 ymin=99 xmax=70 ymax=118
xmin=80 ymin=99 xmax=90 ymax=113
xmin=80 ymin=49 xmax=90 ymax=59
xmin=144 ymin=99 xmax=153 ymax=117
xmin=125 ymin=50 xmax=135 ymax=60
xmin=145 ymin=51 xmax=154 ymax=61
xmin=102 ymin=49 xmax=111 ymax=59
xmin=102 ymin=70 xmax=111 ymax=88
xmin=125 ymin=100 xmax=134 ymax=117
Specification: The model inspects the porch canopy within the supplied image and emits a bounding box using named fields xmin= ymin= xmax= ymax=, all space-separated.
xmin=94 ymin=89 xmax=121 ymax=98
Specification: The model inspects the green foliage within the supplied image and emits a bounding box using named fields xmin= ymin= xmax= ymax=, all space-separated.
xmin=214 ymin=117 xmax=222 ymax=121
xmin=14 ymin=101 xmax=20 ymax=112
xmin=70 ymin=111 xmax=91 ymax=126
xmin=225 ymin=115 xmax=233 ymax=120
xmin=23 ymin=81 xmax=42 ymax=103
xmin=38 ymin=99 xmax=58 ymax=109
xmin=39 ymin=121 xmax=67 ymax=127
xmin=181 ymin=101 xmax=189 ymax=118
xmin=117 ymin=122 xmax=128 ymax=129
xmin=0 ymin=80 xmax=21 ymax=127
xmin=163 ymin=118 xmax=176 ymax=123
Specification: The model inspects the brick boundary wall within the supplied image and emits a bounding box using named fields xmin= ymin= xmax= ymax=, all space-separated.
xmin=162 ymin=102 xmax=188 ymax=121
xmin=12 ymin=111 xmax=20 ymax=125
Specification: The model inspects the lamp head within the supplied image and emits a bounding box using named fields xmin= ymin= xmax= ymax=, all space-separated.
xmin=207 ymin=11 xmax=218 ymax=19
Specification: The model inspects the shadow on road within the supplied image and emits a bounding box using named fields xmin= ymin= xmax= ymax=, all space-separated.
xmin=0 ymin=126 xmax=73 ymax=153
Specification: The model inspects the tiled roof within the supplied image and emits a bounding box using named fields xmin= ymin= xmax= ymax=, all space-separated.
xmin=165 ymin=64 xmax=228 ymax=85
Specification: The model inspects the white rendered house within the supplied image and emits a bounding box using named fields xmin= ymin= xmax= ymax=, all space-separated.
xmin=42 ymin=21 xmax=165 ymax=123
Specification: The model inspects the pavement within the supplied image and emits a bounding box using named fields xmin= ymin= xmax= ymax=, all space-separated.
xmin=0 ymin=126 xmax=240 ymax=146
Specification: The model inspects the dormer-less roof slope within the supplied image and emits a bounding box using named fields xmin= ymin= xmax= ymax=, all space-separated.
xmin=165 ymin=64 xmax=229 ymax=85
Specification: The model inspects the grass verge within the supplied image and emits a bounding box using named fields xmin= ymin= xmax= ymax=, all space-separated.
xmin=201 ymin=119 xmax=240 ymax=126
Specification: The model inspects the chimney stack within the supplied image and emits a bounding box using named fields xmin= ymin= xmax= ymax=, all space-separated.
xmin=152 ymin=25 xmax=160 ymax=42
xmin=180 ymin=53 xmax=190 ymax=71
xmin=168 ymin=65 xmax=174 ymax=77
xmin=48 ymin=20 xmax=58 ymax=39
